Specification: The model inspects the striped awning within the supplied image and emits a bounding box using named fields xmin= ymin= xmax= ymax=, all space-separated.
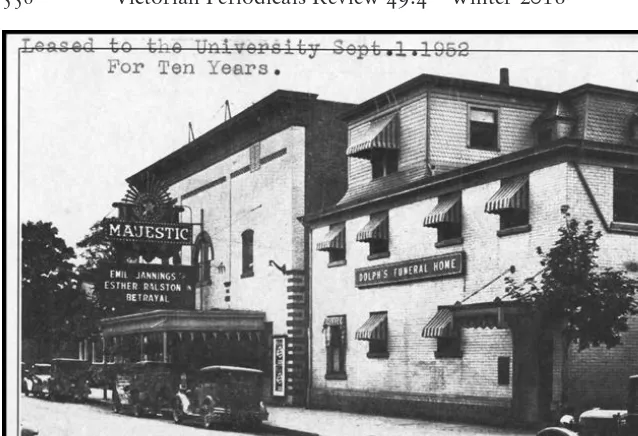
xmin=484 ymin=175 xmax=529 ymax=214
xmin=355 ymin=313 xmax=387 ymax=341
xmin=421 ymin=309 xmax=455 ymax=338
xmin=423 ymin=194 xmax=462 ymax=227
xmin=346 ymin=113 xmax=398 ymax=158
xmin=316 ymin=223 xmax=346 ymax=251
xmin=356 ymin=214 xmax=389 ymax=242
xmin=323 ymin=315 xmax=346 ymax=328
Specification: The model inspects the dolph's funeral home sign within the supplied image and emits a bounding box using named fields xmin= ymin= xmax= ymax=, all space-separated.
xmin=355 ymin=251 xmax=465 ymax=288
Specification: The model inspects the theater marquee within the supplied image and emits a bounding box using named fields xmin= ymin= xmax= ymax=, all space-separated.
xmin=355 ymin=251 xmax=465 ymax=288
xmin=100 ymin=263 xmax=196 ymax=309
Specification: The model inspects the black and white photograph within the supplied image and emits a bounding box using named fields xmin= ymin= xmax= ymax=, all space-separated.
xmin=6 ymin=33 xmax=638 ymax=436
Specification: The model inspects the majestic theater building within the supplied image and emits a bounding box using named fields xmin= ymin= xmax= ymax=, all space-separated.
xmin=95 ymin=90 xmax=353 ymax=406
xmin=304 ymin=69 xmax=638 ymax=424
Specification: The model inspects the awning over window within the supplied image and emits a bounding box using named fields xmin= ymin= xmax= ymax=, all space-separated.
xmin=346 ymin=113 xmax=398 ymax=158
xmin=355 ymin=313 xmax=387 ymax=341
xmin=316 ymin=224 xmax=346 ymax=251
xmin=423 ymin=194 xmax=462 ymax=227
xmin=421 ymin=309 xmax=455 ymax=338
xmin=484 ymin=175 xmax=529 ymax=214
xmin=356 ymin=214 xmax=389 ymax=242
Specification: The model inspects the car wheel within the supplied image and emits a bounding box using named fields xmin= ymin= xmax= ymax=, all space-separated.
xmin=112 ymin=394 xmax=122 ymax=414
xmin=133 ymin=404 xmax=143 ymax=418
xmin=172 ymin=399 xmax=183 ymax=424
xmin=203 ymin=415 xmax=215 ymax=430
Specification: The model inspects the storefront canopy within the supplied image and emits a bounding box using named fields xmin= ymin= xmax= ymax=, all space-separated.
xmin=100 ymin=309 xmax=266 ymax=337
xmin=421 ymin=309 xmax=455 ymax=338
xmin=316 ymin=223 xmax=346 ymax=251
xmin=346 ymin=113 xmax=398 ymax=158
xmin=355 ymin=313 xmax=387 ymax=341
xmin=423 ymin=194 xmax=462 ymax=227
xmin=356 ymin=214 xmax=389 ymax=242
xmin=485 ymin=175 xmax=529 ymax=214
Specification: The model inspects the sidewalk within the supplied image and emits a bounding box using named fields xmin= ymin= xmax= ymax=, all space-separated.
xmin=88 ymin=389 xmax=535 ymax=436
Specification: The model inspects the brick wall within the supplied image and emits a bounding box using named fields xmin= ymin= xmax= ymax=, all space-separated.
xmin=564 ymin=163 xmax=638 ymax=411
xmin=170 ymin=126 xmax=305 ymax=339
xmin=310 ymin=163 xmax=574 ymax=418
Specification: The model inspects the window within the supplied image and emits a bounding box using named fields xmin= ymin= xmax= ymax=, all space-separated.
xmin=356 ymin=212 xmax=390 ymax=259
xmin=469 ymin=107 xmax=498 ymax=150
xmin=370 ymin=149 xmax=398 ymax=179
xmin=193 ymin=232 xmax=213 ymax=284
xmin=498 ymin=356 xmax=511 ymax=385
xmin=614 ymin=170 xmax=638 ymax=223
xmin=437 ymin=223 xmax=462 ymax=243
xmin=324 ymin=316 xmax=347 ymax=379
xmin=435 ymin=336 xmax=462 ymax=359
xmin=317 ymin=223 xmax=346 ymax=266
xmin=485 ymin=175 xmax=530 ymax=235
xmin=329 ymin=247 xmax=346 ymax=264
xmin=241 ymin=229 xmax=254 ymax=277
xmin=369 ymin=238 xmax=389 ymax=256
xmin=500 ymin=209 xmax=529 ymax=231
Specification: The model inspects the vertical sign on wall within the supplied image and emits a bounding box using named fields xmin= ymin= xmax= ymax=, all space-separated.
xmin=273 ymin=336 xmax=286 ymax=397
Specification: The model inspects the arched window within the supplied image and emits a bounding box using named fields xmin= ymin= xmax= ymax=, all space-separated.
xmin=193 ymin=232 xmax=213 ymax=283
xmin=241 ymin=229 xmax=254 ymax=277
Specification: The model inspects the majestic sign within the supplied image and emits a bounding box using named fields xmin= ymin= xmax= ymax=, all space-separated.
xmin=272 ymin=336 xmax=286 ymax=397
xmin=105 ymin=173 xmax=193 ymax=262
xmin=106 ymin=221 xmax=192 ymax=245
xmin=99 ymin=263 xmax=196 ymax=309
xmin=355 ymin=251 xmax=465 ymax=288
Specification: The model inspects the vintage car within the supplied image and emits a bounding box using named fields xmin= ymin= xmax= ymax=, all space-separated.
xmin=29 ymin=363 xmax=52 ymax=399
xmin=48 ymin=358 xmax=92 ymax=402
xmin=22 ymin=362 xmax=32 ymax=395
xmin=112 ymin=361 xmax=189 ymax=418
xmin=171 ymin=365 xmax=269 ymax=430
xmin=537 ymin=375 xmax=637 ymax=436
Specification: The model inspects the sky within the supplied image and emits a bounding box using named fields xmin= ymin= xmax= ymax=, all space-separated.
xmin=11 ymin=33 xmax=638 ymax=255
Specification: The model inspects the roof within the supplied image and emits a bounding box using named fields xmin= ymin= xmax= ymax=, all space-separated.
xmin=199 ymin=365 xmax=263 ymax=374
xmin=304 ymin=140 xmax=638 ymax=226
xmin=562 ymin=83 xmax=638 ymax=100
xmin=340 ymin=73 xmax=558 ymax=122
xmin=126 ymin=90 xmax=344 ymax=187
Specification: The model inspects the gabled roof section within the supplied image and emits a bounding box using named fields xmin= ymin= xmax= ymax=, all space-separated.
xmin=127 ymin=90 xmax=320 ymax=187
xmin=340 ymin=73 xmax=558 ymax=122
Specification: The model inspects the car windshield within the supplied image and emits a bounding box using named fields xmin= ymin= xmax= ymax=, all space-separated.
xmin=199 ymin=370 xmax=262 ymax=401
xmin=33 ymin=365 xmax=51 ymax=375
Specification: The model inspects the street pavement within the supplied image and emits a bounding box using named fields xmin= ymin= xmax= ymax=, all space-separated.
xmin=19 ymin=390 xmax=536 ymax=436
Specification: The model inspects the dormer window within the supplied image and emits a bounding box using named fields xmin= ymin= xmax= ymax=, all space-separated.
xmin=346 ymin=113 xmax=399 ymax=179
xmin=371 ymin=149 xmax=398 ymax=179
xmin=469 ymin=107 xmax=498 ymax=150
xmin=533 ymin=100 xmax=576 ymax=146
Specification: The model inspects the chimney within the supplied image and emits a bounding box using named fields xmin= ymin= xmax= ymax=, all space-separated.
xmin=500 ymin=68 xmax=510 ymax=86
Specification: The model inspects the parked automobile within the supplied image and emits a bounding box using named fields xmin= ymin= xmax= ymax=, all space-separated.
xmin=171 ymin=365 xmax=269 ymax=430
xmin=112 ymin=361 xmax=189 ymax=418
xmin=22 ymin=362 xmax=32 ymax=395
xmin=20 ymin=421 xmax=39 ymax=436
xmin=537 ymin=375 xmax=637 ymax=436
xmin=48 ymin=358 xmax=91 ymax=402
xmin=29 ymin=363 xmax=52 ymax=399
